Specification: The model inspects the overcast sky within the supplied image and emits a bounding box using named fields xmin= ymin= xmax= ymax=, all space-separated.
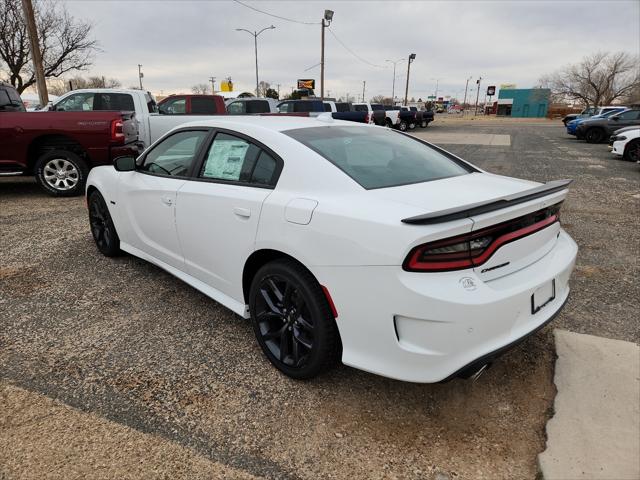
xmin=64 ymin=0 xmax=640 ymax=100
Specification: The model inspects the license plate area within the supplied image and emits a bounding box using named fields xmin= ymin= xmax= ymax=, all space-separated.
xmin=531 ymin=279 xmax=556 ymax=314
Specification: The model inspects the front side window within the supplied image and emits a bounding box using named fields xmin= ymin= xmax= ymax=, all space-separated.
xmin=55 ymin=92 xmax=94 ymax=111
xmin=200 ymin=133 xmax=278 ymax=186
xmin=353 ymin=104 xmax=367 ymax=112
xmin=323 ymin=103 xmax=332 ymax=112
xmin=246 ymin=100 xmax=271 ymax=114
xmin=278 ymin=102 xmax=291 ymax=113
xmin=141 ymin=130 xmax=208 ymax=177
xmin=160 ymin=97 xmax=186 ymax=114
xmin=285 ymin=126 xmax=472 ymax=189
xmin=227 ymin=102 xmax=245 ymax=114
xmin=614 ymin=110 xmax=640 ymax=121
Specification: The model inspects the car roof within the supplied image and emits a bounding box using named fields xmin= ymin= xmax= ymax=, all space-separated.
xmin=178 ymin=115 xmax=362 ymax=133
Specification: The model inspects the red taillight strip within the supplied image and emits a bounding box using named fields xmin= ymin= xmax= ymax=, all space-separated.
xmin=470 ymin=214 xmax=558 ymax=266
xmin=404 ymin=213 xmax=559 ymax=272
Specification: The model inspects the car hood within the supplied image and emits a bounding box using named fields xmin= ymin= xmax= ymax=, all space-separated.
xmin=367 ymin=172 xmax=539 ymax=213
xmin=613 ymin=126 xmax=640 ymax=135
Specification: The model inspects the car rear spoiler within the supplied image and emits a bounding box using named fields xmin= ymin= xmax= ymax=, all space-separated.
xmin=401 ymin=179 xmax=573 ymax=225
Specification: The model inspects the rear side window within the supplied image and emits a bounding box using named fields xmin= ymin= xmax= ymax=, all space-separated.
xmin=285 ymin=126 xmax=472 ymax=189
xmin=191 ymin=97 xmax=217 ymax=114
xmin=371 ymin=104 xmax=384 ymax=111
xmin=227 ymin=102 xmax=245 ymax=114
xmin=200 ymin=133 xmax=279 ymax=186
xmin=246 ymin=100 xmax=271 ymax=114
xmin=95 ymin=93 xmax=135 ymax=111
xmin=323 ymin=103 xmax=332 ymax=112
xmin=335 ymin=103 xmax=350 ymax=112
xmin=353 ymin=104 xmax=367 ymax=112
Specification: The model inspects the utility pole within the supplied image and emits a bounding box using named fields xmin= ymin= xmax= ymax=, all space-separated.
xmin=320 ymin=10 xmax=334 ymax=100
xmin=386 ymin=58 xmax=403 ymax=103
xmin=138 ymin=64 xmax=144 ymax=90
xmin=463 ymin=76 xmax=472 ymax=114
xmin=362 ymin=81 xmax=366 ymax=102
xmin=403 ymin=53 xmax=416 ymax=106
xmin=21 ymin=0 xmax=48 ymax=105
xmin=474 ymin=76 xmax=482 ymax=116
xmin=209 ymin=76 xmax=216 ymax=94
xmin=276 ymin=83 xmax=280 ymax=98
xmin=236 ymin=26 xmax=275 ymax=97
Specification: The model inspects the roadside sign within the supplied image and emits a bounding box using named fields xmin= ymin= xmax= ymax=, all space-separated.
xmin=427 ymin=95 xmax=436 ymax=100
xmin=297 ymin=79 xmax=315 ymax=89
xmin=487 ymin=86 xmax=496 ymax=96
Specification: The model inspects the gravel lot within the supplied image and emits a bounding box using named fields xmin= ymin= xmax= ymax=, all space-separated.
xmin=1 ymin=120 xmax=638 ymax=479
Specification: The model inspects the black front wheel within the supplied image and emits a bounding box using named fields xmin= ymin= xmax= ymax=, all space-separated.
xmin=249 ymin=259 xmax=340 ymax=379
xmin=88 ymin=190 xmax=121 ymax=257
xmin=623 ymin=139 xmax=640 ymax=162
xmin=398 ymin=120 xmax=408 ymax=132
xmin=585 ymin=128 xmax=605 ymax=144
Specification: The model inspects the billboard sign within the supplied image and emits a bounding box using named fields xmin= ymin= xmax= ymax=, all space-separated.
xmin=221 ymin=80 xmax=233 ymax=92
xmin=499 ymin=83 xmax=516 ymax=90
xmin=297 ymin=79 xmax=315 ymax=90
xmin=487 ymin=85 xmax=496 ymax=96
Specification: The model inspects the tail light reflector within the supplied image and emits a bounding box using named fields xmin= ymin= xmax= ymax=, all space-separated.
xmin=403 ymin=204 xmax=561 ymax=272
xmin=110 ymin=118 xmax=125 ymax=144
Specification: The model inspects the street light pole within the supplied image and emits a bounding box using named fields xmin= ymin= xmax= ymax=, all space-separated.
xmin=236 ymin=25 xmax=276 ymax=97
xmin=320 ymin=9 xmax=334 ymax=100
xmin=463 ymin=76 xmax=472 ymax=113
xmin=385 ymin=58 xmax=403 ymax=103
xmin=474 ymin=76 xmax=482 ymax=116
xmin=404 ymin=53 xmax=416 ymax=106
xmin=362 ymin=81 xmax=366 ymax=102
xmin=209 ymin=76 xmax=216 ymax=94
xmin=138 ymin=64 xmax=143 ymax=90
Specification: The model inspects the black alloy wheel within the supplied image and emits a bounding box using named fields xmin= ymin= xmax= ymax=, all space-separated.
xmin=623 ymin=139 xmax=640 ymax=162
xmin=88 ymin=191 xmax=121 ymax=257
xmin=249 ymin=260 xmax=340 ymax=379
xmin=585 ymin=128 xmax=605 ymax=144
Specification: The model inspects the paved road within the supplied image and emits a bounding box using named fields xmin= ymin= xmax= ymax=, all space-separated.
xmin=1 ymin=122 xmax=638 ymax=479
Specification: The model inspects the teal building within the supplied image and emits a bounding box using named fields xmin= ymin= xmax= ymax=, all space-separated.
xmin=496 ymin=88 xmax=550 ymax=117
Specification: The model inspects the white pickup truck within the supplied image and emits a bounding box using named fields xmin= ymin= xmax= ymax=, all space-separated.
xmin=46 ymin=88 xmax=214 ymax=148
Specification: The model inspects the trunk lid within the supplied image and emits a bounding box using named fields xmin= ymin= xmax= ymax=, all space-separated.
xmin=372 ymin=172 xmax=568 ymax=278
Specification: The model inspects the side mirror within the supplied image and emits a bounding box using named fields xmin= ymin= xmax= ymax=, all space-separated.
xmin=114 ymin=155 xmax=137 ymax=172
xmin=611 ymin=116 xmax=619 ymax=121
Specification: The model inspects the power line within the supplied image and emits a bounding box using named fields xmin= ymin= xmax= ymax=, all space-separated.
xmin=327 ymin=27 xmax=386 ymax=69
xmin=232 ymin=0 xmax=318 ymax=25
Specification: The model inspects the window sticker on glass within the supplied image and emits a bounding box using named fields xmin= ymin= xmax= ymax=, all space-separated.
xmin=203 ymin=138 xmax=250 ymax=181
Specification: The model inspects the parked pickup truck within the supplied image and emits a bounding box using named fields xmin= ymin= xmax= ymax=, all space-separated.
xmin=388 ymin=106 xmax=416 ymax=131
xmin=226 ymin=98 xmax=279 ymax=114
xmin=352 ymin=102 xmax=386 ymax=126
xmin=44 ymin=88 xmax=224 ymax=149
xmin=1 ymin=83 xmax=141 ymax=196
xmin=276 ymin=99 xmax=373 ymax=124
xmin=157 ymin=94 xmax=226 ymax=115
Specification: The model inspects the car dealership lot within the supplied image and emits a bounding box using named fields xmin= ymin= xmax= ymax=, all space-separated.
xmin=1 ymin=121 xmax=638 ymax=479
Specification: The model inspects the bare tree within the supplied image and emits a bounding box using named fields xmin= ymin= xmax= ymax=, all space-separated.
xmin=370 ymin=95 xmax=386 ymax=103
xmin=48 ymin=75 xmax=121 ymax=95
xmin=257 ymin=80 xmax=271 ymax=97
xmin=191 ymin=83 xmax=210 ymax=95
xmin=540 ymin=51 xmax=639 ymax=107
xmin=0 ymin=0 xmax=98 ymax=93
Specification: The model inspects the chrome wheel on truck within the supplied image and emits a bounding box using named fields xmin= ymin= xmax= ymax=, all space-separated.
xmin=34 ymin=149 xmax=88 ymax=197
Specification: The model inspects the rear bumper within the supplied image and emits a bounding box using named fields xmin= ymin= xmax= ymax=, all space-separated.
xmin=109 ymin=141 xmax=145 ymax=163
xmin=313 ymin=229 xmax=578 ymax=383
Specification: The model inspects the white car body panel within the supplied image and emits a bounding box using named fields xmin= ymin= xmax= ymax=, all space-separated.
xmin=612 ymin=128 xmax=640 ymax=157
xmin=87 ymin=116 xmax=578 ymax=382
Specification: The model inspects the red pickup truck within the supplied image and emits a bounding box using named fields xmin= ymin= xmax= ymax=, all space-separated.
xmin=1 ymin=83 xmax=142 ymax=196
xmin=157 ymin=94 xmax=227 ymax=115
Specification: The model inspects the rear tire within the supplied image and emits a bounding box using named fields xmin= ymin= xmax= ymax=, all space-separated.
xmin=385 ymin=119 xmax=393 ymax=128
xmin=88 ymin=190 xmax=121 ymax=257
xmin=585 ymin=128 xmax=605 ymax=144
xmin=34 ymin=149 xmax=88 ymax=197
xmin=249 ymin=259 xmax=340 ymax=380
xmin=623 ymin=139 xmax=640 ymax=162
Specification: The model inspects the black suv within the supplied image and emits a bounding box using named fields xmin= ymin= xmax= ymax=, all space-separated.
xmin=0 ymin=83 xmax=26 ymax=112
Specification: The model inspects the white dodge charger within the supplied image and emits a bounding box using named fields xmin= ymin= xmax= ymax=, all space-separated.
xmin=86 ymin=116 xmax=578 ymax=383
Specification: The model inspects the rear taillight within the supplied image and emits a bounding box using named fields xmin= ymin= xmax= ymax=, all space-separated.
xmin=365 ymin=112 xmax=370 ymax=124
xmin=110 ymin=119 xmax=125 ymax=143
xmin=403 ymin=204 xmax=561 ymax=272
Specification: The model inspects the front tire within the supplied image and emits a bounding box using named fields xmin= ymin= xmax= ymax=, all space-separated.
xmin=34 ymin=149 xmax=88 ymax=197
xmin=585 ymin=128 xmax=605 ymax=144
xmin=88 ymin=190 xmax=121 ymax=257
xmin=420 ymin=119 xmax=427 ymax=128
xmin=624 ymin=139 xmax=640 ymax=162
xmin=398 ymin=120 xmax=408 ymax=132
xmin=249 ymin=259 xmax=340 ymax=379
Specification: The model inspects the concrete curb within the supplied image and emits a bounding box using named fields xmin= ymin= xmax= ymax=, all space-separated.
xmin=538 ymin=329 xmax=640 ymax=479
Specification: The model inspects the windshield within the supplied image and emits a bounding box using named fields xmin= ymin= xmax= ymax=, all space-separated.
xmin=285 ymin=126 xmax=473 ymax=189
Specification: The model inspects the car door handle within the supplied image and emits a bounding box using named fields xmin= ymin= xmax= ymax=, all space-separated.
xmin=160 ymin=195 xmax=173 ymax=206
xmin=234 ymin=207 xmax=251 ymax=218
